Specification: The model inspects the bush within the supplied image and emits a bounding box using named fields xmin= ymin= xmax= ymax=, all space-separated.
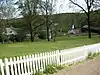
xmin=34 ymin=70 xmax=43 ymax=75
xmin=15 ymin=31 xmax=26 ymax=42
xmin=87 ymin=52 xmax=100 ymax=59
xmin=1 ymin=34 xmax=9 ymax=42
xmin=9 ymin=34 xmax=15 ymax=42
xmin=0 ymin=36 xmax=2 ymax=42
xmin=56 ymin=65 xmax=64 ymax=70
xmin=87 ymin=52 xmax=93 ymax=59
xmin=43 ymin=65 xmax=57 ymax=74
xmin=38 ymin=31 xmax=46 ymax=39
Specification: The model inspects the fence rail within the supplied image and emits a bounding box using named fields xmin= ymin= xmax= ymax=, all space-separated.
xmin=0 ymin=43 xmax=100 ymax=75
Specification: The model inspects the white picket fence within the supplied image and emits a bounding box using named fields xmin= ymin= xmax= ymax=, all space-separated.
xmin=0 ymin=43 xmax=100 ymax=75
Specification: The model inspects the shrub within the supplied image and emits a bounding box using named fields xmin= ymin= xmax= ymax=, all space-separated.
xmin=0 ymin=36 xmax=2 ymax=42
xmin=34 ymin=70 xmax=43 ymax=75
xmin=1 ymin=34 xmax=9 ymax=42
xmin=92 ymin=53 xmax=97 ymax=57
xmin=87 ymin=52 xmax=93 ymax=59
xmin=38 ymin=31 xmax=46 ymax=39
xmin=56 ymin=65 xmax=64 ymax=70
xmin=15 ymin=31 xmax=26 ymax=42
xmin=43 ymin=65 xmax=57 ymax=74
xmin=9 ymin=34 xmax=15 ymax=42
xmin=87 ymin=52 xmax=100 ymax=59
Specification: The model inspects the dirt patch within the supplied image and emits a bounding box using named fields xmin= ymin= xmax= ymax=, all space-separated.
xmin=53 ymin=56 xmax=100 ymax=75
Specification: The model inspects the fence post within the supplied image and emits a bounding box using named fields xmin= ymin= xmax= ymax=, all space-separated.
xmin=16 ymin=57 xmax=21 ymax=75
xmin=10 ymin=58 xmax=14 ymax=75
xmin=5 ymin=58 xmax=10 ymax=75
xmin=35 ymin=54 xmax=38 ymax=72
xmin=0 ymin=59 xmax=4 ymax=75
xmin=56 ymin=50 xmax=60 ymax=66
xmin=32 ymin=54 xmax=36 ymax=74
xmin=84 ymin=46 xmax=88 ymax=59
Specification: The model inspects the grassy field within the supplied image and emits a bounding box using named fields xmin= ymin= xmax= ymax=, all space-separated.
xmin=0 ymin=35 xmax=100 ymax=58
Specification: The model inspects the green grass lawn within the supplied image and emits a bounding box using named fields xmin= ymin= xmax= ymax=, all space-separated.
xmin=0 ymin=35 xmax=100 ymax=58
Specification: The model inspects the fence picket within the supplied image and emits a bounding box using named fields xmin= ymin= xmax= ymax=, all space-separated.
xmin=45 ymin=52 xmax=48 ymax=66
xmin=49 ymin=52 xmax=52 ymax=65
xmin=47 ymin=52 xmax=50 ymax=65
xmin=0 ymin=59 xmax=4 ymax=75
xmin=42 ymin=53 xmax=46 ymax=70
xmin=29 ymin=55 xmax=33 ymax=74
xmin=10 ymin=58 xmax=14 ymax=75
xmin=32 ymin=54 xmax=36 ymax=74
xmin=5 ymin=58 xmax=10 ymax=75
xmin=13 ymin=57 xmax=17 ymax=75
xmin=35 ymin=54 xmax=38 ymax=72
xmin=16 ymin=57 xmax=21 ymax=75
xmin=20 ymin=56 xmax=24 ymax=74
xmin=23 ymin=56 xmax=27 ymax=74
xmin=40 ymin=53 xmax=43 ymax=71
xmin=37 ymin=53 xmax=41 ymax=71
xmin=57 ymin=50 xmax=60 ymax=65
xmin=26 ymin=55 xmax=30 ymax=74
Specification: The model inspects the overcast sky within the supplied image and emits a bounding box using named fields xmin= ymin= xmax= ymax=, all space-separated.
xmin=15 ymin=0 xmax=86 ymax=18
xmin=56 ymin=0 xmax=86 ymax=13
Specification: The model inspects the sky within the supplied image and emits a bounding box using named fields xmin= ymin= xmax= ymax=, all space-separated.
xmin=56 ymin=0 xmax=86 ymax=13
xmin=37 ymin=0 xmax=86 ymax=13
xmin=15 ymin=0 xmax=86 ymax=18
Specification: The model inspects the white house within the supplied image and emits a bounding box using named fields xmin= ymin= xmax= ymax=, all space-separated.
xmin=2 ymin=26 xmax=20 ymax=36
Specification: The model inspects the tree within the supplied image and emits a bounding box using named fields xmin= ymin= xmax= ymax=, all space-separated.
xmin=39 ymin=0 xmax=57 ymax=41
xmin=0 ymin=0 xmax=16 ymax=25
xmin=0 ymin=0 xmax=16 ymax=43
xmin=69 ymin=0 xmax=96 ymax=38
xmin=16 ymin=0 xmax=44 ymax=42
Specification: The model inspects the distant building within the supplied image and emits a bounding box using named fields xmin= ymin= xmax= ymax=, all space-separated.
xmin=68 ymin=24 xmax=81 ymax=34
xmin=72 ymin=24 xmax=76 ymax=30
xmin=2 ymin=26 xmax=20 ymax=36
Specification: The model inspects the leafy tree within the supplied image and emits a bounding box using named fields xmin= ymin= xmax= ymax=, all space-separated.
xmin=15 ymin=0 xmax=45 ymax=42
xmin=69 ymin=0 xmax=97 ymax=38
xmin=0 ymin=0 xmax=16 ymax=26
xmin=39 ymin=0 xmax=57 ymax=41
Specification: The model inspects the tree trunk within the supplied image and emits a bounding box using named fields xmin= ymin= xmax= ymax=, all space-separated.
xmin=88 ymin=7 xmax=91 ymax=38
xmin=46 ymin=25 xmax=50 ymax=41
xmin=46 ymin=2 xmax=50 ymax=42
xmin=29 ymin=23 xmax=33 ymax=42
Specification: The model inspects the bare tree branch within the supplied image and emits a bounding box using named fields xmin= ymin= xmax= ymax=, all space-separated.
xmin=90 ymin=0 xmax=94 ymax=7
xmin=69 ymin=0 xmax=87 ymax=15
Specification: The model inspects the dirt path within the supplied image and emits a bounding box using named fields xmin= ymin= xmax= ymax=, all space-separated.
xmin=53 ymin=56 xmax=100 ymax=75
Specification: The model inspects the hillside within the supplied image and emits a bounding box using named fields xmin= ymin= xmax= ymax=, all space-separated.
xmin=50 ymin=13 xmax=85 ymax=32
xmin=1 ymin=12 xmax=100 ymax=32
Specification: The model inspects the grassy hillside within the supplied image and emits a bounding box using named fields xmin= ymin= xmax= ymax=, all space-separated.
xmin=50 ymin=13 xmax=85 ymax=32
xmin=4 ymin=13 xmax=85 ymax=32
xmin=4 ymin=12 xmax=100 ymax=32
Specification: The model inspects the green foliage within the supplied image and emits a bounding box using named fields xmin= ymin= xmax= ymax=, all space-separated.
xmin=92 ymin=53 xmax=97 ymax=57
xmin=1 ymin=34 xmax=9 ymax=42
xmin=87 ymin=52 xmax=94 ymax=59
xmin=87 ymin=52 xmax=100 ymax=59
xmin=38 ymin=31 xmax=46 ymax=39
xmin=34 ymin=70 xmax=43 ymax=75
xmin=15 ymin=30 xmax=26 ymax=42
xmin=43 ymin=64 xmax=64 ymax=74
xmin=0 ymin=36 xmax=2 ymax=42
xmin=9 ymin=34 xmax=15 ymax=42
xmin=96 ymin=52 xmax=100 ymax=56
xmin=43 ymin=65 xmax=57 ymax=74
xmin=56 ymin=65 xmax=64 ymax=70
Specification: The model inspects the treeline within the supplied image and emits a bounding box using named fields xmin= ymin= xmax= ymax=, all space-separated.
xmin=0 ymin=0 xmax=100 ymax=42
